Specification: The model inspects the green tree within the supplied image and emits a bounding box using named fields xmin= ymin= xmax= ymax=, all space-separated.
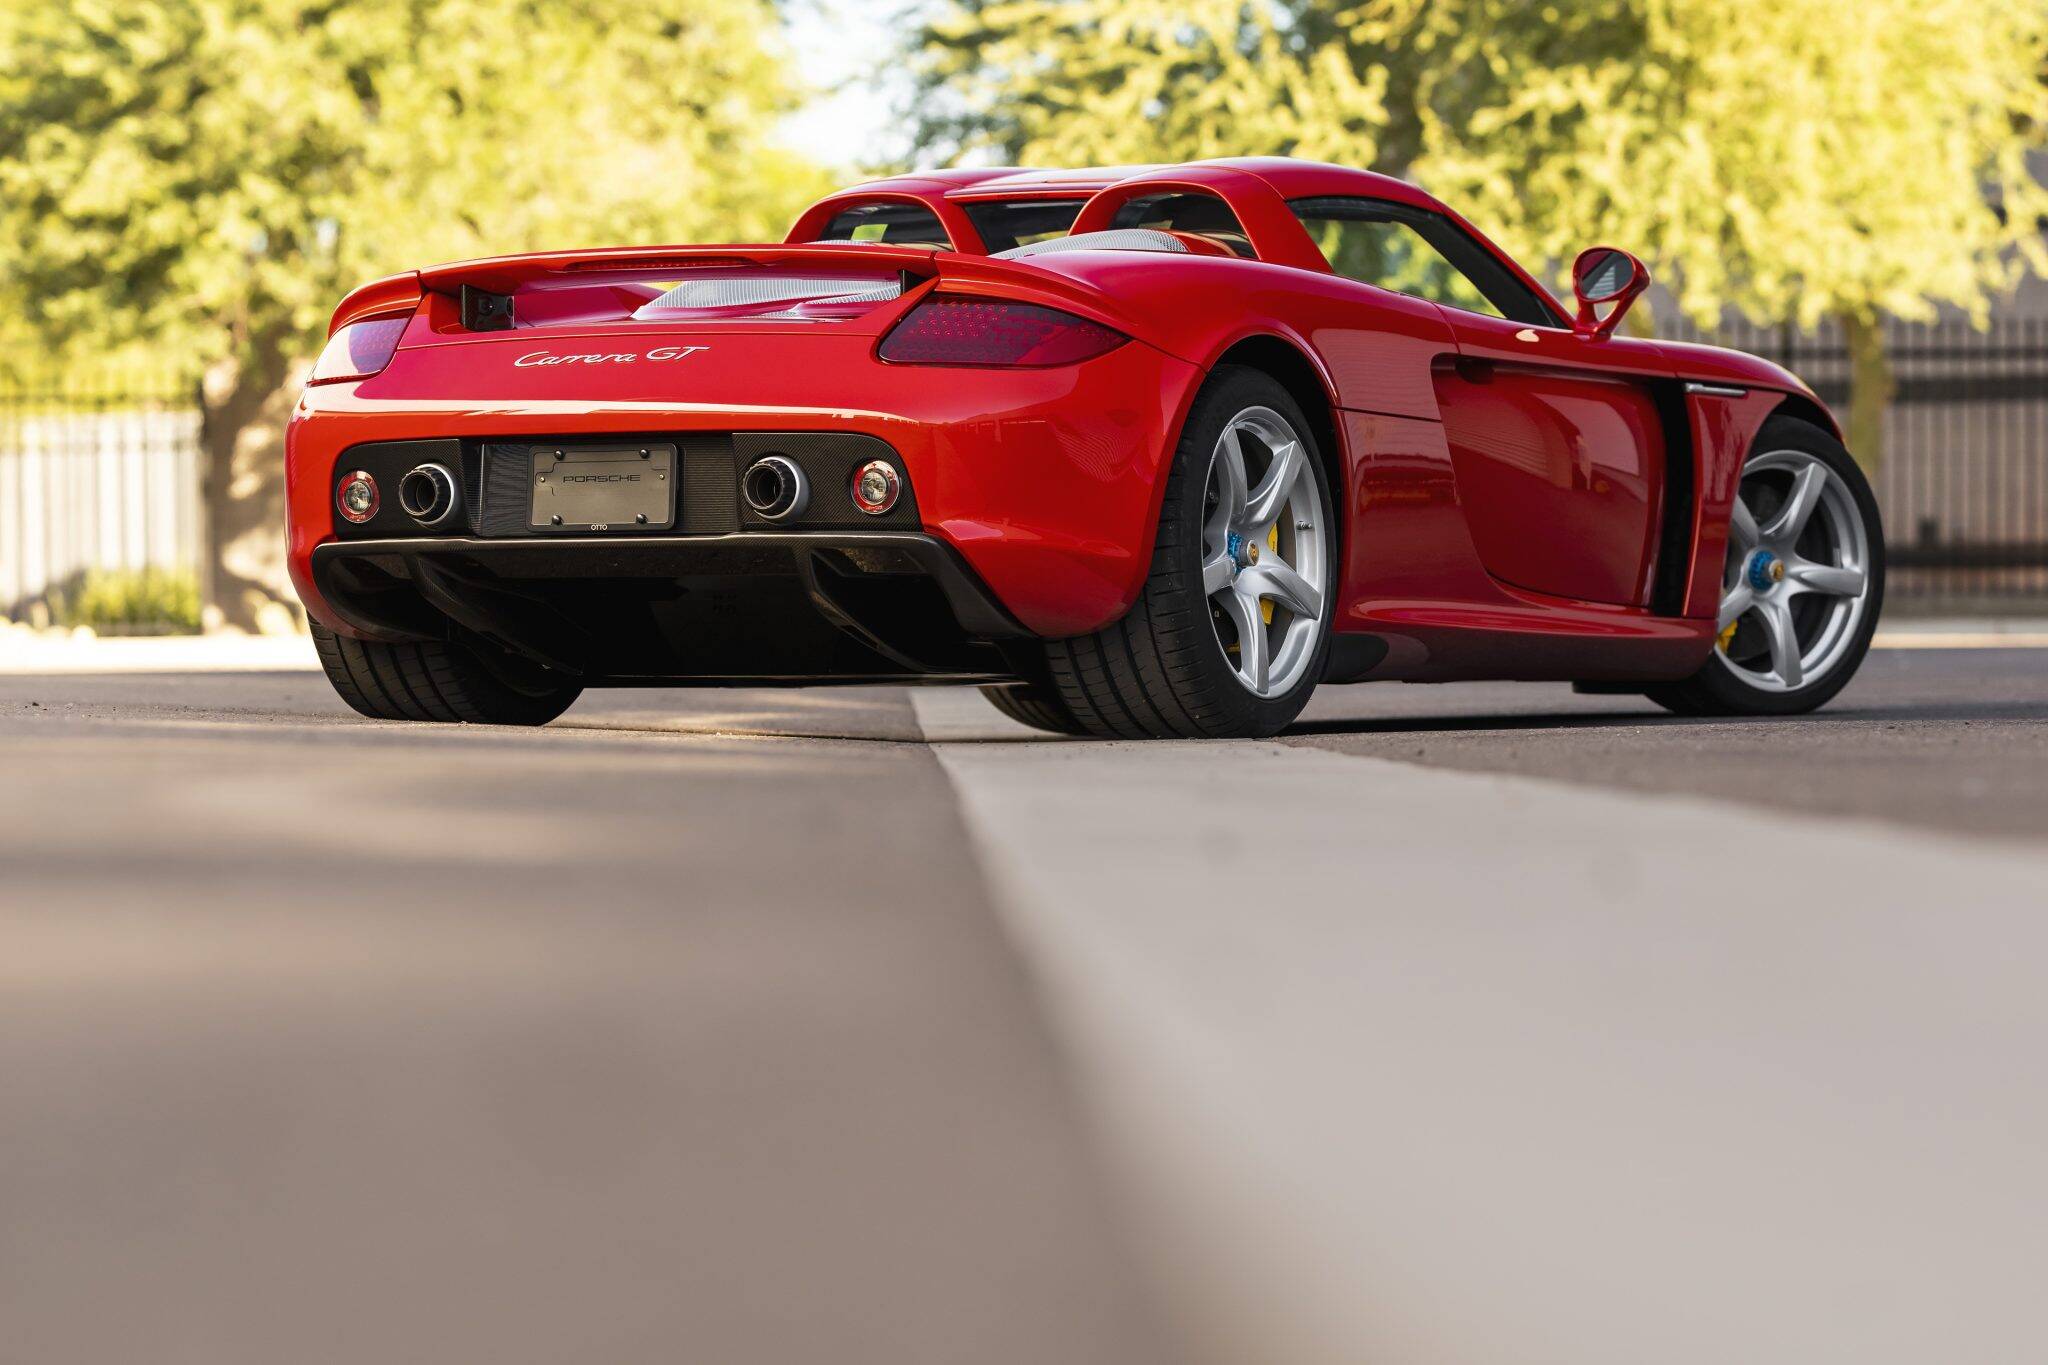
xmin=913 ymin=0 xmax=2048 ymax=467
xmin=1363 ymin=0 xmax=2048 ymax=465
xmin=0 ymin=0 xmax=827 ymax=630
xmin=914 ymin=1 xmax=1384 ymax=168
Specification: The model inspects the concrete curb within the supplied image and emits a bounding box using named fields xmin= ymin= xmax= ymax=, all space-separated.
xmin=0 ymin=631 xmax=317 ymax=674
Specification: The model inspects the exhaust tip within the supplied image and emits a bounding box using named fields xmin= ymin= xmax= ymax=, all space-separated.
xmin=397 ymin=463 xmax=461 ymax=527
xmin=742 ymin=455 xmax=810 ymax=521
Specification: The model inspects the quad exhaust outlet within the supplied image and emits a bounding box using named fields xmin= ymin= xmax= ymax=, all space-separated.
xmin=397 ymin=463 xmax=462 ymax=527
xmin=742 ymin=455 xmax=810 ymax=521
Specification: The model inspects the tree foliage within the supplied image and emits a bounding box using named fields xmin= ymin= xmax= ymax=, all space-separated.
xmin=1360 ymin=0 xmax=2048 ymax=332
xmin=0 ymin=0 xmax=826 ymax=627
xmin=913 ymin=0 xmax=2048 ymax=460
xmin=1 ymin=0 xmax=822 ymax=362
xmin=915 ymin=1 xmax=1384 ymax=168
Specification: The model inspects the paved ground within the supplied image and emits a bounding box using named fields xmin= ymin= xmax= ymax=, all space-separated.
xmin=1285 ymin=645 xmax=2048 ymax=840
xmin=3 ymin=645 xmax=2046 ymax=1365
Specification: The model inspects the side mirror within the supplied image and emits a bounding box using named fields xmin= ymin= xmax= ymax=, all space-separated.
xmin=1571 ymin=247 xmax=1649 ymax=340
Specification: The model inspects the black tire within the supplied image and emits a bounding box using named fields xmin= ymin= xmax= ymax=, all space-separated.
xmin=977 ymin=682 xmax=1087 ymax=735
xmin=310 ymin=620 xmax=582 ymax=726
xmin=1042 ymin=366 xmax=1336 ymax=739
xmin=1646 ymin=415 xmax=1885 ymax=717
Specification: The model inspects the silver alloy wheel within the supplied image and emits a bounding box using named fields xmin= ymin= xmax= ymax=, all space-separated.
xmin=1714 ymin=448 xmax=1873 ymax=693
xmin=1201 ymin=406 xmax=1329 ymax=699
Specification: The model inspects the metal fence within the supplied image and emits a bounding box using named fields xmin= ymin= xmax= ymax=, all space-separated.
xmin=2 ymin=329 xmax=2047 ymax=617
xmin=1666 ymin=316 xmax=2048 ymax=608
xmin=0 ymin=377 xmax=202 ymax=621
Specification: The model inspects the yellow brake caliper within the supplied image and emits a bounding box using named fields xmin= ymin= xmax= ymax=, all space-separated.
xmin=1262 ymin=524 xmax=1280 ymax=625
xmin=1224 ymin=526 xmax=1288 ymax=651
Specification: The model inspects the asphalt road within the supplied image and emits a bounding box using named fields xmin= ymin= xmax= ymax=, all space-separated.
xmin=3 ymin=646 xmax=2046 ymax=1365
xmin=1285 ymin=644 xmax=2048 ymax=840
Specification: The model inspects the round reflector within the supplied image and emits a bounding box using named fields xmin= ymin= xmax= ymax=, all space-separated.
xmin=336 ymin=470 xmax=379 ymax=524
xmin=851 ymin=460 xmax=901 ymax=516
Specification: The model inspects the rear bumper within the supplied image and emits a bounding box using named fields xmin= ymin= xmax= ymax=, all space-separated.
xmin=313 ymin=532 xmax=1034 ymax=685
xmin=285 ymin=332 xmax=1206 ymax=639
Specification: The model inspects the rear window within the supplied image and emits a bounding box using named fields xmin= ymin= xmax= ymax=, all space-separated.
xmin=957 ymin=198 xmax=1087 ymax=254
xmin=814 ymin=202 xmax=952 ymax=248
xmin=1109 ymin=192 xmax=1256 ymax=259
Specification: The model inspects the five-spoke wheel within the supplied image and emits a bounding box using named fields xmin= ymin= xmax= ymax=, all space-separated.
xmin=1201 ymin=405 xmax=1330 ymax=700
xmin=1715 ymin=448 xmax=1873 ymax=692
xmin=1039 ymin=366 xmax=1336 ymax=738
xmin=1649 ymin=416 xmax=1884 ymax=716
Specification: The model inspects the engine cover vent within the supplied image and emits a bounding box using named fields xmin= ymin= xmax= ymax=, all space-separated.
xmin=994 ymin=229 xmax=1190 ymax=259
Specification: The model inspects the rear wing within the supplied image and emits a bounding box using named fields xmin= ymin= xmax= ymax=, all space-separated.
xmin=403 ymin=244 xmax=943 ymax=332
xmin=316 ymin=245 xmax=954 ymax=339
xmin=414 ymin=242 xmax=943 ymax=296
xmin=328 ymin=239 xmax=1170 ymax=344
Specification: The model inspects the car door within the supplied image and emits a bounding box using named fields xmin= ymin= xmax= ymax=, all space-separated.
xmin=1433 ymin=314 xmax=1671 ymax=606
xmin=1292 ymin=197 xmax=1670 ymax=607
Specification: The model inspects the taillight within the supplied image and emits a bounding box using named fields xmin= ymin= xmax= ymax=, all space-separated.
xmin=308 ymin=314 xmax=410 ymax=385
xmin=877 ymin=297 xmax=1127 ymax=367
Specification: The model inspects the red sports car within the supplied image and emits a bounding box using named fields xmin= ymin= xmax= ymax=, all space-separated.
xmin=287 ymin=158 xmax=1883 ymax=737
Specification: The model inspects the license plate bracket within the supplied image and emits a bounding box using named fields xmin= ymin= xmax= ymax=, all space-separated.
xmin=528 ymin=444 xmax=676 ymax=532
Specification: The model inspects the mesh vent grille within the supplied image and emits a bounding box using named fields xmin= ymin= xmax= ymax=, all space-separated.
xmin=994 ymin=228 xmax=1189 ymax=259
xmin=635 ymin=276 xmax=901 ymax=316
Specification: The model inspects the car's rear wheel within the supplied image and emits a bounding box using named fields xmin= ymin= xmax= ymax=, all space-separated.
xmin=310 ymin=620 xmax=582 ymax=725
xmin=1647 ymin=416 xmax=1883 ymax=717
xmin=977 ymin=682 xmax=1087 ymax=735
xmin=1044 ymin=366 xmax=1335 ymax=739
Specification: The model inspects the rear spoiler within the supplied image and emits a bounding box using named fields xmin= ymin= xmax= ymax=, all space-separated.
xmin=330 ymin=240 xmax=1148 ymax=340
xmin=404 ymin=243 xmax=946 ymax=334
xmin=416 ymin=243 xmax=943 ymax=295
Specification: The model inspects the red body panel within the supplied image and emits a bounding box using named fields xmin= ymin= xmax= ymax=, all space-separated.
xmin=1434 ymin=362 xmax=1667 ymax=608
xmin=1680 ymin=386 xmax=1786 ymax=619
xmin=287 ymin=316 xmax=1203 ymax=638
xmin=1339 ymin=411 xmax=1710 ymax=680
xmin=1656 ymin=339 xmax=1819 ymax=405
xmin=785 ymin=175 xmax=1004 ymax=253
xmin=1067 ymin=164 xmax=1332 ymax=273
xmin=330 ymin=272 xmax=424 ymax=330
xmin=288 ymin=158 xmax=1839 ymax=688
xmin=1433 ymin=314 xmax=1675 ymax=608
